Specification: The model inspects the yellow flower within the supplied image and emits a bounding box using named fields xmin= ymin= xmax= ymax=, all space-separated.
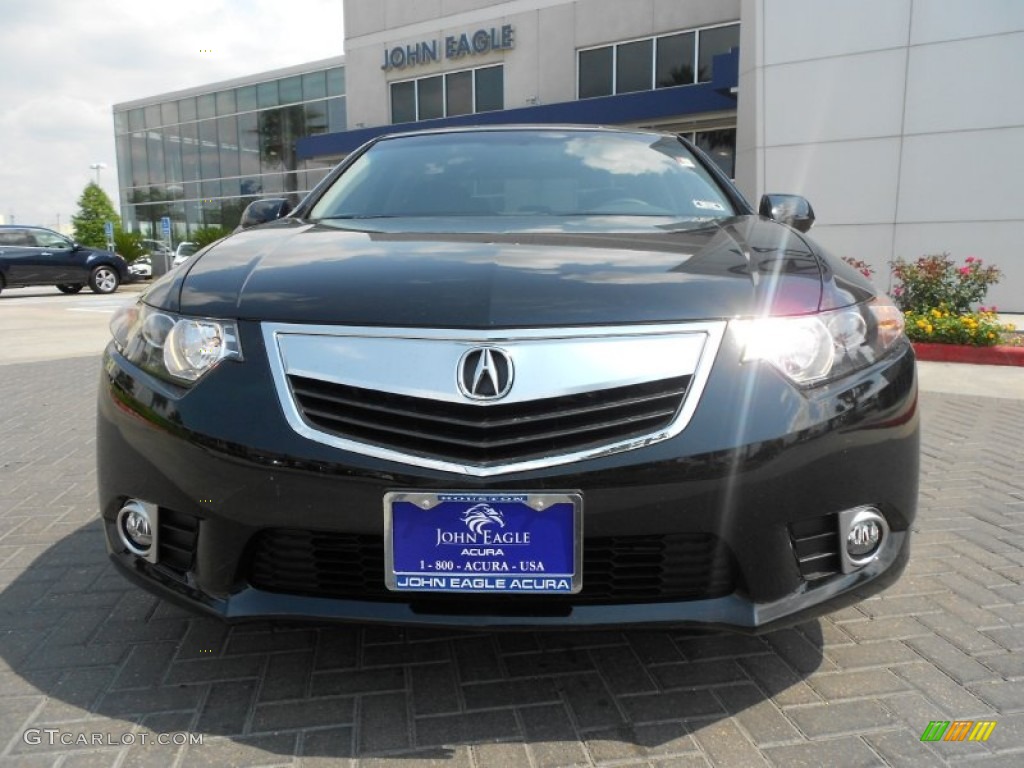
xmin=988 ymin=332 xmax=996 ymax=339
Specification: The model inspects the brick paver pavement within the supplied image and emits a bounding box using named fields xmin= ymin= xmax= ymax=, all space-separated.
xmin=0 ymin=356 xmax=1021 ymax=767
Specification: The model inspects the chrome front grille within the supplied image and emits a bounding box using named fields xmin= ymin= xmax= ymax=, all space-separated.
xmin=263 ymin=322 xmax=726 ymax=475
xmin=288 ymin=374 xmax=691 ymax=465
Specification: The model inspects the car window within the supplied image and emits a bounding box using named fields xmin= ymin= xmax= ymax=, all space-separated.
xmin=310 ymin=131 xmax=735 ymax=223
xmin=0 ymin=230 xmax=33 ymax=246
xmin=32 ymin=230 xmax=72 ymax=248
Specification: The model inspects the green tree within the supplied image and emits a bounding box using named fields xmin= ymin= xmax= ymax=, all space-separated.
xmin=191 ymin=226 xmax=230 ymax=249
xmin=71 ymin=182 xmax=120 ymax=248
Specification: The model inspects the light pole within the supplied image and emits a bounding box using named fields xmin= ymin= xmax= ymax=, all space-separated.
xmin=90 ymin=162 xmax=107 ymax=186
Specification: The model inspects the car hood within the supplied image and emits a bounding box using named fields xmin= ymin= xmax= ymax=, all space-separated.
xmin=146 ymin=216 xmax=872 ymax=326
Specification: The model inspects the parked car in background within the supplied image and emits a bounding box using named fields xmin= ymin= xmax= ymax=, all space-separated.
xmin=99 ymin=126 xmax=918 ymax=632
xmin=128 ymin=256 xmax=152 ymax=279
xmin=172 ymin=242 xmax=196 ymax=268
xmin=0 ymin=225 xmax=128 ymax=294
xmin=141 ymin=239 xmax=172 ymax=257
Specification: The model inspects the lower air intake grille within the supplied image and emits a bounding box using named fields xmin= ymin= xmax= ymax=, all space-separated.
xmin=248 ymin=529 xmax=737 ymax=605
xmin=789 ymin=515 xmax=841 ymax=580
xmin=157 ymin=508 xmax=199 ymax=579
xmin=287 ymin=375 xmax=690 ymax=466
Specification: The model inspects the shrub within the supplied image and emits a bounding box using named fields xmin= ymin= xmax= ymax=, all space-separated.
xmin=891 ymin=253 xmax=1000 ymax=314
xmin=191 ymin=226 xmax=231 ymax=249
xmin=113 ymin=229 xmax=146 ymax=262
xmin=841 ymin=256 xmax=874 ymax=280
xmin=903 ymin=308 xmax=1015 ymax=347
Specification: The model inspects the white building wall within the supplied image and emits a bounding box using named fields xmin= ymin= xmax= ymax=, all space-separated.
xmin=343 ymin=0 xmax=740 ymax=129
xmin=737 ymin=0 xmax=1024 ymax=311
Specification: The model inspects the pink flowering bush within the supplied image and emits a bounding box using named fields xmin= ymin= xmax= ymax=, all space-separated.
xmin=890 ymin=253 xmax=1001 ymax=314
xmin=841 ymin=256 xmax=875 ymax=280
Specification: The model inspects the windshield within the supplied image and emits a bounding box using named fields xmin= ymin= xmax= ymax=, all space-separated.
xmin=309 ymin=130 xmax=735 ymax=224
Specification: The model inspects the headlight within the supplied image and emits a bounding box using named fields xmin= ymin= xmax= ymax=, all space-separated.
xmin=734 ymin=296 xmax=905 ymax=385
xmin=109 ymin=303 xmax=242 ymax=385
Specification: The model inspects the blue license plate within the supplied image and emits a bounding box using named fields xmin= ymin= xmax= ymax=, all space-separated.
xmin=384 ymin=492 xmax=582 ymax=594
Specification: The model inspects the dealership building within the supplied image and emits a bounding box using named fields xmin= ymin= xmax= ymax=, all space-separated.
xmin=112 ymin=0 xmax=1024 ymax=309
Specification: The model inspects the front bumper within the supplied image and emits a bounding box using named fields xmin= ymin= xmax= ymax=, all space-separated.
xmin=97 ymin=323 xmax=919 ymax=632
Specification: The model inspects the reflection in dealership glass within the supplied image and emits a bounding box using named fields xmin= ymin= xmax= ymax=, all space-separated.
xmin=98 ymin=126 xmax=918 ymax=632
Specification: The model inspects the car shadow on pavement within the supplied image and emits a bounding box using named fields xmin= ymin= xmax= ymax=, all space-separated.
xmin=1 ymin=519 xmax=826 ymax=763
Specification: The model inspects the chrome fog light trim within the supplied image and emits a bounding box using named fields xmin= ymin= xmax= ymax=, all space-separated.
xmin=116 ymin=500 xmax=159 ymax=563
xmin=839 ymin=506 xmax=888 ymax=572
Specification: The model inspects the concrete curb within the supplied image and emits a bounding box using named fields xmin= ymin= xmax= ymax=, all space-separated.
xmin=913 ymin=342 xmax=1024 ymax=367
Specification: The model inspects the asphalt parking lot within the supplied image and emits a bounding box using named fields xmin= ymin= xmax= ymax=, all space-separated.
xmin=0 ymin=286 xmax=1022 ymax=767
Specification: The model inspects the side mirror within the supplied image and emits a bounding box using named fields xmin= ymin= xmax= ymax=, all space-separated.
xmin=239 ymin=198 xmax=293 ymax=230
xmin=71 ymin=242 xmax=82 ymax=251
xmin=759 ymin=194 xmax=815 ymax=233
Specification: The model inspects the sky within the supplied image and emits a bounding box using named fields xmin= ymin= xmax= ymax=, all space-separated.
xmin=0 ymin=0 xmax=346 ymax=232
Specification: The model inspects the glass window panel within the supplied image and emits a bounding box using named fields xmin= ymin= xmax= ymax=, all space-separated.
xmin=257 ymin=81 xmax=279 ymax=108
xmin=302 ymin=71 xmax=327 ymax=100
xmin=201 ymin=179 xmax=221 ymax=200
xmin=196 ymin=93 xmax=216 ymax=119
xmin=475 ymin=66 xmax=503 ymax=113
xmin=215 ymin=89 xmax=236 ymax=116
xmin=198 ymin=119 xmax=220 ymax=179
xmin=240 ymin=177 xmax=263 ymax=196
xmin=417 ymin=76 xmax=443 ymax=120
xmin=305 ymin=101 xmax=328 ymax=135
xmin=261 ymin=173 xmax=284 ymax=194
xmin=391 ymin=81 xmax=416 ymax=124
xmin=326 ymin=67 xmax=346 ymax=96
xmin=698 ymin=23 xmax=739 ymax=82
xmin=147 ymin=131 xmax=166 ymax=183
xmin=217 ymin=116 xmax=240 ymax=178
xmin=184 ymin=200 xmax=202 ymax=233
xmin=144 ymin=104 xmax=162 ymax=128
xmin=163 ymin=125 xmax=183 ymax=186
xmin=237 ymin=112 xmax=260 ymax=175
xmin=178 ymin=123 xmax=200 ymax=182
xmin=202 ymin=199 xmax=223 ymax=227
xmin=446 ymin=70 xmax=472 ymax=117
xmin=258 ymin=108 xmax=284 ymax=173
xmin=114 ymin=111 xmax=129 ymax=134
xmin=160 ymin=101 xmax=179 ymax=126
xmin=116 ymin=136 xmax=132 ymax=191
xmin=616 ymin=39 xmax=653 ymax=93
xmin=128 ymin=108 xmax=145 ymax=132
xmin=306 ymin=167 xmax=330 ymax=190
xmin=282 ymin=105 xmax=306 ymax=171
xmin=327 ymin=97 xmax=347 ymax=132
xmin=695 ymin=128 xmax=736 ymax=178
xmin=183 ymin=182 xmax=199 ymax=201
xmin=283 ymin=171 xmax=301 ymax=195
xmin=220 ymin=177 xmax=240 ymax=197
xmin=130 ymin=132 xmax=148 ymax=187
xmin=177 ymin=97 xmax=196 ymax=122
xmin=578 ymin=47 xmax=613 ymax=99
xmin=656 ymin=32 xmax=695 ymax=87
xmin=236 ymin=85 xmax=258 ymax=112
xmin=279 ymin=76 xmax=303 ymax=104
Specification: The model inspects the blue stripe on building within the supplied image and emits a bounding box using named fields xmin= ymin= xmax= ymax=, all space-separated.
xmin=297 ymin=49 xmax=738 ymax=160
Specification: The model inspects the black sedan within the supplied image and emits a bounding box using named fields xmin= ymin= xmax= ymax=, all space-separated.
xmin=97 ymin=126 xmax=918 ymax=632
xmin=0 ymin=226 xmax=127 ymax=294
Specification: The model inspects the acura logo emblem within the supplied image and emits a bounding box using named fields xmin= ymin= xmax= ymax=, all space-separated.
xmin=458 ymin=347 xmax=514 ymax=400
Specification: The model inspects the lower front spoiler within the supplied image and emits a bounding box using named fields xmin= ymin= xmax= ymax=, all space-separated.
xmin=109 ymin=531 xmax=909 ymax=634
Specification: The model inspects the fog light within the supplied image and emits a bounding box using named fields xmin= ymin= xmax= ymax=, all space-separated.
xmin=847 ymin=520 xmax=881 ymax=557
xmin=838 ymin=506 xmax=889 ymax=572
xmin=116 ymin=500 xmax=159 ymax=562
